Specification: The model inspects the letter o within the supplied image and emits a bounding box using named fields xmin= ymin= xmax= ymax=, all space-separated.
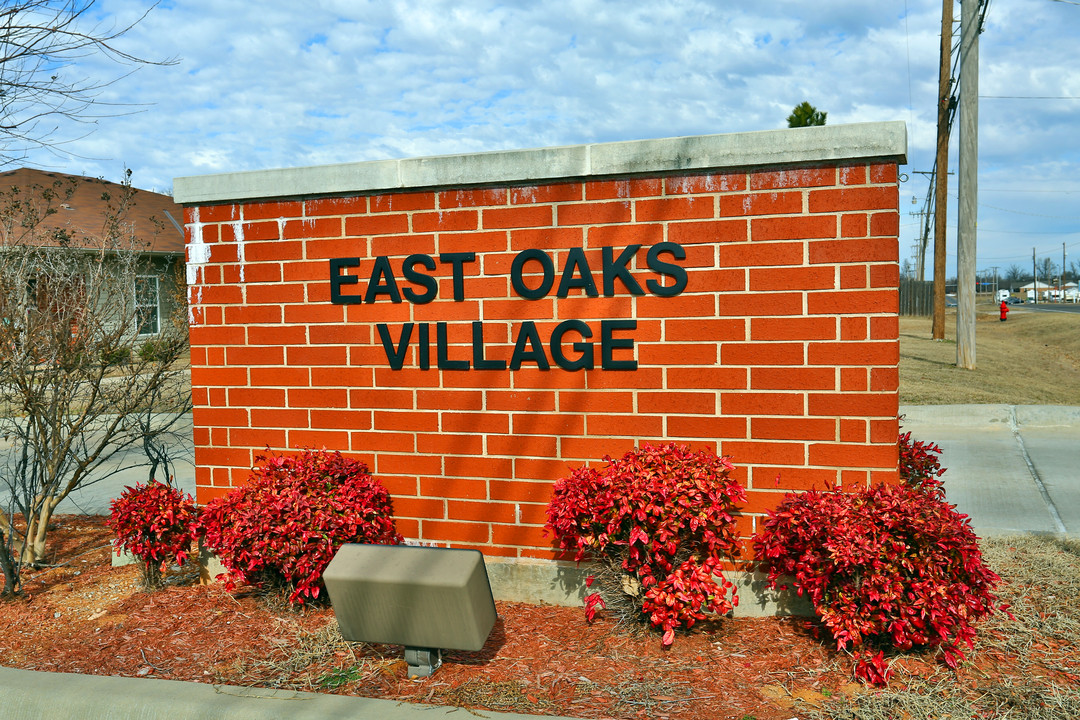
xmin=511 ymin=249 xmax=555 ymax=300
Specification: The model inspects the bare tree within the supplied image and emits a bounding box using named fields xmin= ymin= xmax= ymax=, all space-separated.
xmin=1004 ymin=263 xmax=1027 ymax=289
xmin=0 ymin=0 xmax=174 ymax=165
xmin=0 ymin=172 xmax=190 ymax=597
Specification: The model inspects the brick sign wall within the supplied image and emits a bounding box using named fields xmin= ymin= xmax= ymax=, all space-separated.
xmin=177 ymin=123 xmax=907 ymax=566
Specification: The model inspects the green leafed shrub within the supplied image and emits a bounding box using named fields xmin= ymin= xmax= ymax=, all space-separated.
xmin=546 ymin=442 xmax=746 ymax=646
xmin=108 ymin=480 xmax=199 ymax=589
xmin=754 ymin=482 xmax=1003 ymax=685
xmin=199 ymin=449 xmax=403 ymax=605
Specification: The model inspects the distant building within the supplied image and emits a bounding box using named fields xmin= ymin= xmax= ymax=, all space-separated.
xmin=1019 ymin=280 xmax=1078 ymax=302
xmin=0 ymin=168 xmax=185 ymax=337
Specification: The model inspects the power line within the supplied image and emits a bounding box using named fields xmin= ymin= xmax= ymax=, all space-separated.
xmin=980 ymin=94 xmax=1080 ymax=99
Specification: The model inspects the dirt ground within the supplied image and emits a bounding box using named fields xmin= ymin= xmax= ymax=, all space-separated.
xmin=899 ymin=302 xmax=1080 ymax=406
xmin=2 ymin=517 xmax=1078 ymax=720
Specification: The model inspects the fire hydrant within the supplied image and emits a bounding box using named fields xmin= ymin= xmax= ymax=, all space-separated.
xmin=1000 ymin=300 xmax=1009 ymax=322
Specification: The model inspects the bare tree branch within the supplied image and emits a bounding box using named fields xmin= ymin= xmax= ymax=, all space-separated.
xmin=0 ymin=0 xmax=177 ymax=166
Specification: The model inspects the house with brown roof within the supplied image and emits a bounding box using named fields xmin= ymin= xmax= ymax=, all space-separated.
xmin=0 ymin=168 xmax=185 ymax=339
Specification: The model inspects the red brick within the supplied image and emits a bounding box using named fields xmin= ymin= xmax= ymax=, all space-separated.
xmin=282 ymin=217 xmax=340 ymax=239
xmin=244 ymin=200 xmax=303 ymax=220
xmin=310 ymin=409 xmax=372 ymax=430
xmin=586 ymin=414 xmax=663 ymax=437
xmin=556 ymin=201 xmax=631 ymax=226
xmin=666 ymin=367 xmax=747 ymax=390
xmin=716 ymin=292 xmax=804 ymax=317
xmin=870 ymin=264 xmax=899 ymax=288
xmin=809 ymin=443 xmax=897 ymax=469
xmin=191 ymin=366 xmax=248 ymax=387
xmin=345 ymin=214 xmax=409 ymax=236
xmin=753 ymin=466 xmax=838 ymax=492
xmin=870 ymin=211 xmax=899 ymax=237
xmin=250 ymin=367 xmax=309 ymax=387
xmin=840 ymin=265 xmax=866 ymax=289
xmin=808 ymin=393 xmax=897 ymax=417
xmin=196 ymin=204 xmax=239 ymax=223
xmin=288 ymin=345 xmax=348 ymax=366
xmin=440 ymin=188 xmax=508 ymax=208
xmin=637 ymin=293 xmax=715 ymax=318
xmin=192 ymin=406 xmax=249 ymax=428
xmin=719 ymin=241 xmax=803 ymax=267
xmin=752 ymin=417 xmax=835 ymax=441
xmin=635 ymin=196 xmax=714 ymax=222
xmin=585 ymin=178 xmax=662 ymax=200
xmin=486 ymin=390 xmax=556 ymax=412
xmin=447 ymin=500 xmax=516 ymax=524
xmin=289 ymin=429 xmax=350 ymax=449
xmin=636 ymin=391 xmax=716 ymax=415
xmin=372 ymin=191 xmax=436 ymax=212
xmin=511 ymin=183 xmax=582 ymax=204
xmin=559 ymin=390 xmax=633 ymax=414
xmin=483 ymin=205 xmax=552 ymax=229
xmin=667 ymin=415 xmax=747 ymax=439
xmin=373 ymin=410 xmax=438 ymax=432
xmin=489 ymin=434 xmax=557 ymax=458
xmin=666 ymin=318 xmax=744 ymax=342
xmin=750 ymin=167 xmax=834 ymax=190
xmin=513 ymin=457 xmax=569 ymax=480
xmin=668 ymin=219 xmax=747 ymax=246
xmin=719 ymin=441 xmax=805 ymax=466
xmin=870 ymin=164 xmax=898 ymax=183
xmin=808 ymin=290 xmax=897 ymax=315
xmin=841 ymin=213 xmax=868 ymax=238
xmin=721 ymin=392 xmax=805 ymax=416
xmin=840 ymin=418 xmax=867 ymax=442
xmin=808 ymin=341 xmax=897 ymax=366
xmin=838 ymin=165 xmax=868 ymax=185
xmin=246 ymin=283 xmax=305 ymax=304
xmin=248 ymin=325 xmax=306 ymax=346
xmin=444 ymin=455 xmax=514 ymax=479
xmin=750 ymin=266 xmax=834 ymax=292
xmin=587 ymin=223 xmax=664 ymax=247
xmin=751 ymin=367 xmax=835 ymax=391
xmin=871 ymin=367 xmax=899 ymax=392
xmin=809 ymin=187 xmax=896 ymax=213
xmin=223 ymin=305 xmax=282 ymax=325
xmin=840 ymin=317 xmax=867 ymax=340
xmin=809 ymin=238 xmax=897 ymax=264
xmin=722 ymin=342 xmax=804 ymax=366
xmin=422 ymin=520 xmax=490 ymax=544
xmin=751 ymin=317 xmax=834 ymax=341
xmin=412 ymin=210 xmax=478 ymax=232
xmin=841 ymin=368 xmax=868 ymax=391
xmin=720 ymin=192 xmax=802 ymax=217
xmin=306 ymin=196 xmax=366 ymax=216
xmin=751 ymin=215 xmax=835 ymax=242
xmin=228 ymin=387 xmax=286 ymax=407
xmin=871 ymin=417 xmax=899 ymax=442
xmin=416 ymin=433 xmax=483 ymax=455
xmin=665 ymin=173 xmax=745 ymax=194
xmin=638 ymin=342 xmax=716 ymax=366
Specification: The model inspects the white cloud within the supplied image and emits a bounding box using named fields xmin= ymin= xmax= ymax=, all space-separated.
xmin=7 ymin=0 xmax=1080 ymax=274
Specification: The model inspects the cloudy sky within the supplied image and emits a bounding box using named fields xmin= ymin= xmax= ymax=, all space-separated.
xmin=8 ymin=0 xmax=1080 ymax=280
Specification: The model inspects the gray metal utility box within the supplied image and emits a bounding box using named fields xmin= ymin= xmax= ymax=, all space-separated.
xmin=323 ymin=544 xmax=497 ymax=652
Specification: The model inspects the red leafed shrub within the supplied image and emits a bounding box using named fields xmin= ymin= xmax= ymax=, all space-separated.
xmin=754 ymin=483 xmax=1003 ymax=685
xmin=899 ymin=430 xmax=946 ymax=497
xmin=108 ymin=480 xmax=199 ymax=589
xmin=199 ymin=449 xmax=403 ymax=605
xmin=546 ymin=442 xmax=746 ymax=646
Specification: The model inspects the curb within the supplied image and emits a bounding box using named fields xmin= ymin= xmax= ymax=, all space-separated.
xmin=899 ymin=404 xmax=1080 ymax=428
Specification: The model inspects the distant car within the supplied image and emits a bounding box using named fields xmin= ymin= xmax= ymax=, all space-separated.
xmin=1005 ymin=296 xmax=1021 ymax=304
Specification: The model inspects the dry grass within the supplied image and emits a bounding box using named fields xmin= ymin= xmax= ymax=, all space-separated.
xmin=808 ymin=535 xmax=1080 ymax=720
xmin=899 ymin=301 xmax=1080 ymax=405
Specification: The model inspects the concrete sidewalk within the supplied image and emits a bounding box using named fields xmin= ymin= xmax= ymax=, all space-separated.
xmin=899 ymin=404 xmax=1080 ymax=537
xmin=0 ymin=666 xmax=580 ymax=720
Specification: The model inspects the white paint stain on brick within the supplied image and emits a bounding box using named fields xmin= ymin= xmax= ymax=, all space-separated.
xmin=185 ymin=206 xmax=208 ymax=325
xmin=233 ymin=219 xmax=245 ymax=282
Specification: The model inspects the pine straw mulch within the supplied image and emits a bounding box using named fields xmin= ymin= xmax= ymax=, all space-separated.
xmin=1 ymin=516 xmax=1079 ymax=720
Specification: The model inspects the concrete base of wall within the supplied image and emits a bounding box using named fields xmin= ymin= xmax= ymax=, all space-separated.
xmin=196 ymin=549 xmax=811 ymax=618
xmin=484 ymin=557 xmax=812 ymax=618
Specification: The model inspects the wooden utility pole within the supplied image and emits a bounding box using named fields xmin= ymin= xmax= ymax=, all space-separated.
xmin=932 ymin=0 xmax=954 ymax=340
xmin=956 ymin=0 xmax=979 ymax=369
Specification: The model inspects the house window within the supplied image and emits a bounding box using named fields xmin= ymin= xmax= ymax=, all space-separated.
xmin=135 ymin=276 xmax=160 ymax=335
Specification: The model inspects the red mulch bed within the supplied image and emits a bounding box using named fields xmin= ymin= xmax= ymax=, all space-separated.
xmin=8 ymin=515 xmax=1064 ymax=720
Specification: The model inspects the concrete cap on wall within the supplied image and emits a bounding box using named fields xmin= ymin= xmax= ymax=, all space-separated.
xmin=173 ymin=121 xmax=907 ymax=205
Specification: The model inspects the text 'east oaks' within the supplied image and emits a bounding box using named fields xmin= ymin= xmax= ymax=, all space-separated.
xmin=329 ymin=243 xmax=688 ymax=371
